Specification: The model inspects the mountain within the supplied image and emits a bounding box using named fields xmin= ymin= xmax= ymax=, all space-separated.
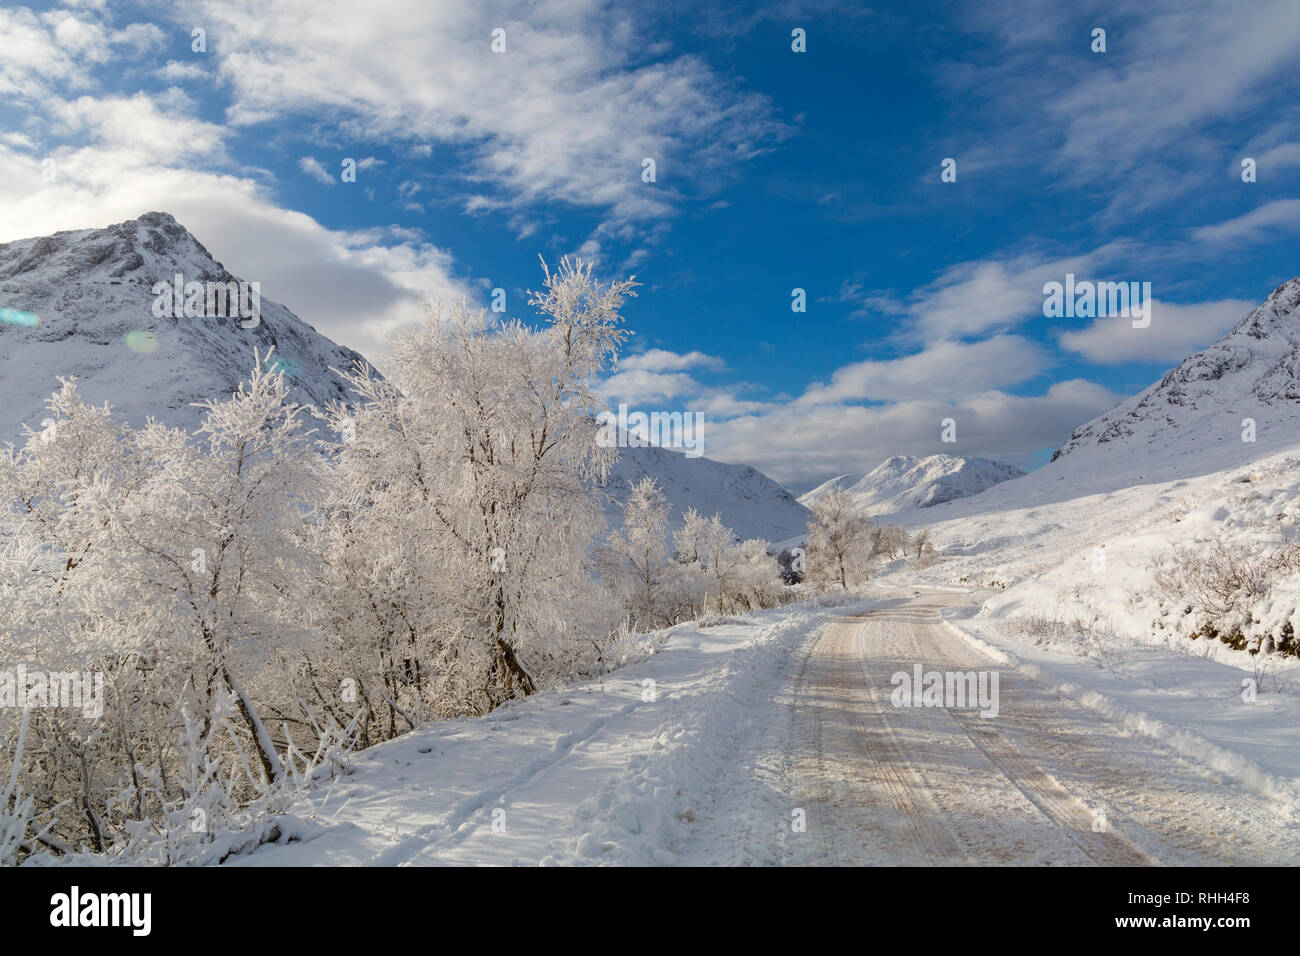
xmin=879 ymin=277 xmax=1300 ymax=673
xmin=1053 ymin=277 xmax=1300 ymax=472
xmin=884 ymin=275 xmax=1300 ymax=531
xmin=0 ymin=212 xmax=368 ymax=441
xmin=0 ymin=213 xmax=809 ymax=542
xmin=604 ymin=443 xmax=810 ymax=542
xmin=798 ymin=454 xmax=1025 ymax=516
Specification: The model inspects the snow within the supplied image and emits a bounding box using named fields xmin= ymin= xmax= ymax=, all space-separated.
xmin=8 ymin=211 xmax=1300 ymax=865
xmin=0 ymin=212 xmax=368 ymax=444
xmin=942 ymin=606 xmax=1300 ymax=806
xmin=603 ymin=443 xmax=811 ymax=542
xmin=799 ymin=454 xmax=1025 ymax=516
xmin=230 ymin=583 xmax=1300 ymax=866
xmin=0 ymin=213 xmax=809 ymax=544
xmin=226 ymin=596 xmax=874 ymax=866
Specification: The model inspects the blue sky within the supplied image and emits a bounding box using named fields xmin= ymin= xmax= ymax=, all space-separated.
xmin=2 ymin=0 xmax=1299 ymax=490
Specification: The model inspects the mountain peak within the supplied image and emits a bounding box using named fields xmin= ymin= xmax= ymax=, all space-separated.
xmin=799 ymin=454 xmax=1024 ymax=515
xmin=0 ymin=212 xmax=235 ymax=289
xmin=0 ymin=214 xmax=368 ymax=442
xmin=1053 ymin=275 xmax=1300 ymax=465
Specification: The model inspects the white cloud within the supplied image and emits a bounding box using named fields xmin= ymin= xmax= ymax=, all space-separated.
xmin=706 ymin=380 xmax=1119 ymax=486
xmin=943 ymin=1 xmax=1300 ymax=215
xmin=156 ymin=60 xmax=209 ymax=82
xmin=797 ymin=335 xmax=1052 ymax=405
xmin=1051 ymin=4 xmax=1300 ymax=177
xmin=191 ymin=0 xmax=786 ymax=224
xmin=1059 ymin=298 xmax=1255 ymax=364
xmin=599 ymin=369 xmax=702 ymax=405
xmin=619 ymin=349 xmax=725 ymax=373
xmin=1255 ymin=142 xmax=1300 ymax=172
xmin=298 ymin=155 xmax=336 ymax=186
xmin=108 ymin=22 xmax=164 ymax=53
xmin=865 ymin=244 xmax=1127 ymax=341
xmin=51 ymin=93 xmax=227 ymax=164
xmin=589 ymin=324 xmax=1114 ymax=484
xmin=0 ymin=7 xmax=95 ymax=97
xmin=1192 ymin=199 xmax=1300 ymax=245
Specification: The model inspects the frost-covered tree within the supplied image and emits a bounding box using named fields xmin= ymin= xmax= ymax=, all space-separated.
xmin=116 ymin=353 xmax=323 ymax=785
xmin=732 ymin=538 xmax=783 ymax=610
xmin=317 ymin=258 xmax=635 ymax=716
xmin=869 ymin=523 xmax=910 ymax=562
xmin=669 ymin=509 xmax=785 ymax=614
xmin=806 ymin=489 xmax=869 ymax=590
xmin=674 ymin=508 xmax=741 ymax=614
xmin=911 ymin=528 xmax=931 ymax=559
xmin=0 ymin=354 xmax=323 ymax=855
xmin=597 ymin=476 xmax=674 ymax=628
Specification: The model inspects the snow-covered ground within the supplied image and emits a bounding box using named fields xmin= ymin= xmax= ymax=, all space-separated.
xmin=234 ymin=586 xmax=1300 ymax=866
xmin=231 ymin=595 xmax=877 ymax=866
xmin=886 ymin=445 xmax=1300 ymax=649
xmin=942 ymin=605 xmax=1300 ymax=806
xmin=861 ymin=446 xmax=1300 ymax=819
xmin=9 ymin=214 xmax=1300 ymax=866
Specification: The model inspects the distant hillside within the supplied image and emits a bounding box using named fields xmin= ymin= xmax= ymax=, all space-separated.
xmin=799 ymin=455 xmax=1025 ymax=516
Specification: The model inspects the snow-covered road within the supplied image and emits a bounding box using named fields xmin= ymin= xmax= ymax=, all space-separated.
xmin=771 ymin=594 xmax=1300 ymax=864
xmin=240 ymin=592 xmax=1300 ymax=866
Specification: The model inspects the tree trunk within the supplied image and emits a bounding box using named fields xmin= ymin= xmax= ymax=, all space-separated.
xmin=224 ymin=667 xmax=283 ymax=786
xmin=495 ymin=638 xmax=536 ymax=698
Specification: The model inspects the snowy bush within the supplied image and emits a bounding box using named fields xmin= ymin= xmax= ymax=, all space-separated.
xmin=1149 ymin=536 xmax=1300 ymax=656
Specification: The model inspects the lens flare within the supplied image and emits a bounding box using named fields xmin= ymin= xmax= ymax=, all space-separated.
xmin=263 ymin=354 xmax=300 ymax=378
xmin=124 ymin=330 xmax=160 ymax=354
xmin=0 ymin=308 xmax=39 ymax=327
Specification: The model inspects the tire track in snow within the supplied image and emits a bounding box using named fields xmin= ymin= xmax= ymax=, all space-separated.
xmin=846 ymin=623 xmax=970 ymax=862
xmin=367 ymin=700 xmax=644 ymax=866
xmin=943 ymin=707 xmax=1157 ymax=866
xmin=869 ymin=605 xmax=1157 ymax=865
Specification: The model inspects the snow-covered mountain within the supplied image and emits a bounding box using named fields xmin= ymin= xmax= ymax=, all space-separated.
xmin=0 ymin=212 xmax=371 ymax=441
xmin=799 ymin=454 xmax=1025 ymax=516
xmin=875 ymin=275 xmax=1300 ymax=655
xmin=878 ymin=277 xmax=1300 ymax=530
xmin=0 ymin=213 xmax=808 ymax=542
xmin=1053 ymin=277 xmax=1300 ymax=473
xmin=605 ymin=443 xmax=810 ymax=541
